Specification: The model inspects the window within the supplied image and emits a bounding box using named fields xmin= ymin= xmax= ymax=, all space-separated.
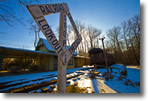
xmin=54 ymin=56 xmax=58 ymax=70
xmin=68 ymin=58 xmax=73 ymax=65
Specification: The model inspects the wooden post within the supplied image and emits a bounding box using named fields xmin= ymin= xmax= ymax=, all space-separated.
xmin=0 ymin=55 xmax=4 ymax=70
xmin=24 ymin=55 xmax=27 ymax=72
xmin=29 ymin=55 xmax=32 ymax=71
xmin=27 ymin=3 xmax=82 ymax=93
xmin=48 ymin=56 xmax=50 ymax=71
xmin=57 ymin=12 xmax=67 ymax=93
xmin=100 ymin=37 xmax=109 ymax=73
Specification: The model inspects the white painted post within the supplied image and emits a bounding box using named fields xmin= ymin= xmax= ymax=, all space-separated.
xmin=27 ymin=3 xmax=82 ymax=93
xmin=57 ymin=12 xmax=67 ymax=93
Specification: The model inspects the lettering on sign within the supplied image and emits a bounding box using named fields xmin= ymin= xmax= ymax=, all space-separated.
xmin=63 ymin=13 xmax=67 ymax=64
xmin=39 ymin=4 xmax=64 ymax=15
xmin=64 ymin=11 xmax=82 ymax=63
xmin=68 ymin=35 xmax=82 ymax=54
xmin=28 ymin=3 xmax=82 ymax=93
xmin=62 ymin=14 xmax=67 ymax=48
xmin=27 ymin=3 xmax=82 ymax=65
xmin=59 ymin=12 xmax=67 ymax=64
xmin=66 ymin=35 xmax=82 ymax=63
xmin=66 ymin=11 xmax=79 ymax=36
xmin=27 ymin=3 xmax=69 ymax=18
xmin=36 ymin=17 xmax=65 ymax=58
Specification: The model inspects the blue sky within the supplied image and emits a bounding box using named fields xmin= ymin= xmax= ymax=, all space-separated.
xmin=0 ymin=0 xmax=140 ymax=50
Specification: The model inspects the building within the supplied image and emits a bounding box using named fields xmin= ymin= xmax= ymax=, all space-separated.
xmin=0 ymin=38 xmax=90 ymax=72
xmin=88 ymin=48 xmax=114 ymax=66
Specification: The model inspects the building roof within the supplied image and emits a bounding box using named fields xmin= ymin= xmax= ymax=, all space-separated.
xmin=0 ymin=46 xmax=56 ymax=57
xmin=88 ymin=48 xmax=103 ymax=53
xmin=40 ymin=38 xmax=78 ymax=55
xmin=41 ymin=38 xmax=54 ymax=52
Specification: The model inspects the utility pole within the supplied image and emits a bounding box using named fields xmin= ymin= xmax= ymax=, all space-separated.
xmin=99 ymin=37 xmax=109 ymax=73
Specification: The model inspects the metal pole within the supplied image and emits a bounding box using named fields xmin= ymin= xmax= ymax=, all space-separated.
xmin=100 ymin=37 xmax=109 ymax=73
xmin=57 ymin=12 xmax=67 ymax=93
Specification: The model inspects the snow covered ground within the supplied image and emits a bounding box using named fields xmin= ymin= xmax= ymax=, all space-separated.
xmin=96 ymin=64 xmax=140 ymax=93
xmin=0 ymin=67 xmax=90 ymax=83
xmin=0 ymin=67 xmax=92 ymax=92
xmin=0 ymin=65 xmax=140 ymax=93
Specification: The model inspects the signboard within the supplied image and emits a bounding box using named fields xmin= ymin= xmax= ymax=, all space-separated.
xmin=27 ymin=3 xmax=69 ymax=18
xmin=27 ymin=3 xmax=82 ymax=93
xmin=36 ymin=17 xmax=65 ymax=58
xmin=27 ymin=3 xmax=82 ymax=65
xmin=57 ymin=12 xmax=67 ymax=93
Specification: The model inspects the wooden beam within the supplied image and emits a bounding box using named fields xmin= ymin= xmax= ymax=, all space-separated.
xmin=27 ymin=3 xmax=69 ymax=18
xmin=0 ymin=55 xmax=4 ymax=70
xmin=29 ymin=55 xmax=32 ymax=71
xmin=57 ymin=12 xmax=67 ymax=93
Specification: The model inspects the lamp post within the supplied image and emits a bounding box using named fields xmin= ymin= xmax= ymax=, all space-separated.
xmin=99 ymin=37 xmax=109 ymax=73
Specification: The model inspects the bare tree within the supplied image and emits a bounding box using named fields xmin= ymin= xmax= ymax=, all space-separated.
xmin=106 ymin=26 xmax=123 ymax=63
xmin=130 ymin=15 xmax=140 ymax=49
xmin=67 ymin=25 xmax=73 ymax=46
xmin=106 ymin=15 xmax=140 ymax=65
xmin=112 ymin=27 xmax=122 ymax=53
xmin=127 ymin=19 xmax=140 ymax=64
xmin=0 ymin=0 xmax=26 ymax=26
xmin=30 ymin=20 xmax=40 ymax=49
xmin=66 ymin=21 xmax=102 ymax=56
xmin=75 ymin=21 xmax=86 ymax=55
xmin=128 ymin=15 xmax=140 ymax=64
xmin=107 ymin=29 xmax=117 ymax=62
xmin=121 ymin=21 xmax=132 ymax=64
xmin=87 ymin=25 xmax=102 ymax=49
xmin=0 ymin=0 xmax=51 ymax=49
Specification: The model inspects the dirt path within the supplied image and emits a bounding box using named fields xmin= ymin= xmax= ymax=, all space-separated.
xmin=127 ymin=66 xmax=140 ymax=69
xmin=91 ymin=78 xmax=117 ymax=93
xmin=97 ymin=79 xmax=117 ymax=93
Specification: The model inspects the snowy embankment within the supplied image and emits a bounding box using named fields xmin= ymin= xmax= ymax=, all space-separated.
xmin=0 ymin=67 xmax=92 ymax=92
xmin=0 ymin=67 xmax=90 ymax=83
xmin=97 ymin=64 xmax=140 ymax=93
xmin=0 ymin=65 xmax=140 ymax=93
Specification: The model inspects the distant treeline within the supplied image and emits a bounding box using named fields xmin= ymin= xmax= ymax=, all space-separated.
xmin=67 ymin=15 xmax=140 ymax=65
xmin=105 ymin=15 xmax=140 ymax=65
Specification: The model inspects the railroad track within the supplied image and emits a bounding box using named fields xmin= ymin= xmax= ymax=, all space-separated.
xmin=0 ymin=71 xmax=85 ymax=93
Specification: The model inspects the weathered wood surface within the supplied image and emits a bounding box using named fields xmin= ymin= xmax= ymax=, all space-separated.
xmin=57 ymin=12 xmax=67 ymax=93
xmin=27 ymin=3 xmax=69 ymax=18
xmin=27 ymin=3 xmax=82 ymax=93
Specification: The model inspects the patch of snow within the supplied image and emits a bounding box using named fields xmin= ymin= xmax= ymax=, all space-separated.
xmin=97 ymin=64 xmax=140 ymax=93
xmin=91 ymin=79 xmax=99 ymax=93
xmin=110 ymin=64 xmax=127 ymax=71
xmin=0 ymin=67 xmax=91 ymax=92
